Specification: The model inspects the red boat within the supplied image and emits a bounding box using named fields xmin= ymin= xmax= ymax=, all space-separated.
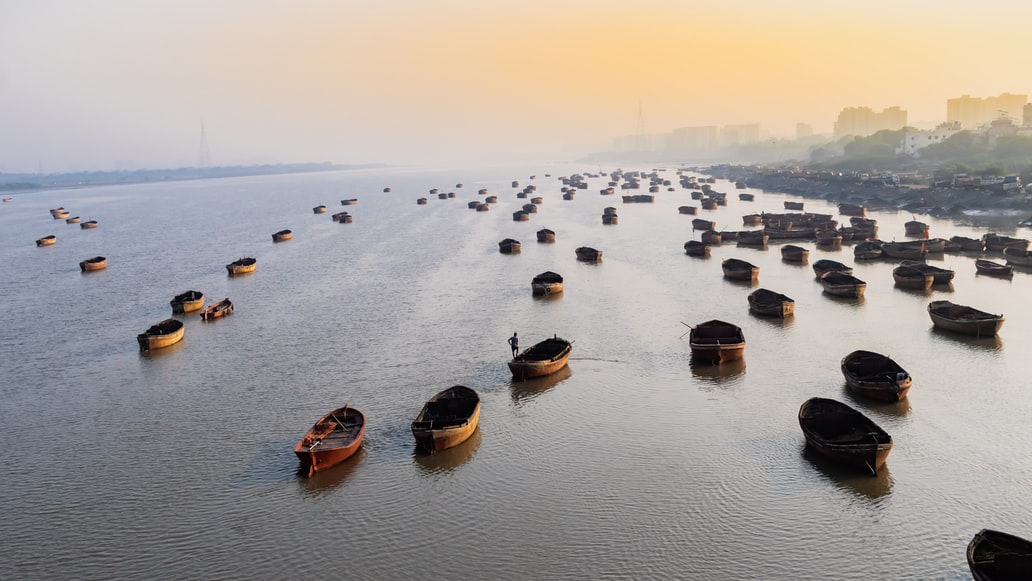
xmin=294 ymin=406 xmax=366 ymax=477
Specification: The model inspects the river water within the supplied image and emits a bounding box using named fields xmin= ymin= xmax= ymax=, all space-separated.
xmin=2 ymin=163 xmax=1031 ymax=580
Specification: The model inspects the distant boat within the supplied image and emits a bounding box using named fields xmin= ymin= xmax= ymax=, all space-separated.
xmin=313 ymin=205 xmax=327 ymax=214
xmin=967 ymin=528 xmax=1032 ymax=581
xmin=498 ymin=238 xmax=521 ymax=254
xmin=950 ymin=235 xmax=984 ymax=252
xmin=226 ymin=257 xmax=257 ymax=276
xmin=738 ymin=193 xmax=754 ymax=201
xmin=684 ymin=240 xmax=710 ymax=257
xmin=880 ymin=241 xmax=927 ymax=260
xmin=536 ymin=228 xmax=556 ymax=243
xmin=575 ymin=247 xmax=602 ymax=262
xmin=1003 ymin=246 xmax=1032 ymax=266
xmin=820 ymin=271 xmax=866 ymax=297
xmin=798 ymin=397 xmax=892 ymax=475
xmin=410 ymin=385 xmax=481 ymax=454
xmin=983 ymin=233 xmax=1029 ymax=252
xmin=531 ymin=271 xmax=563 ymax=296
xmin=416 ymin=198 xmax=428 ymax=205
xmin=678 ymin=205 xmax=698 ymax=215
xmin=838 ymin=203 xmax=866 ymax=217
xmin=692 ymin=218 xmax=716 ymax=231
xmin=340 ymin=199 xmax=358 ymax=205
xmin=904 ymin=220 xmax=929 ymax=237
xmin=853 ymin=241 xmax=883 ymax=261
xmin=80 ymin=220 xmax=98 ymax=229
xmin=35 ymin=235 xmax=57 ymax=247
xmin=892 ymin=265 xmax=934 ymax=290
xmin=170 ymin=290 xmax=205 ymax=314
xmin=748 ymin=288 xmax=795 ymax=318
xmin=722 ymin=258 xmax=759 ymax=280
xmin=200 ymin=297 xmax=233 ymax=321
xmin=271 ymin=229 xmax=293 ymax=242
xmin=688 ymin=320 xmax=745 ymax=364
xmin=137 ymin=318 xmax=184 ymax=351
xmin=780 ymin=244 xmax=809 ymax=262
xmin=508 ymin=335 xmax=573 ymax=380
xmin=294 ymin=406 xmax=366 ymax=477
xmin=975 ymin=259 xmax=1013 ymax=277
xmin=899 ymin=260 xmax=954 ymax=284
xmin=784 ymin=201 xmax=804 ymax=210
xmin=928 ymin=300 xmax=1004 ymax=336
xmin=512 ymin=210 xmax=529 ymax=221
xmin=812 ymin=259 xmax=852 ymax=278
xmin=79 ymin=256 xmax=107 ymax=271
xmin=840 ymin=350 xmax=911 ymax=402
xmin=52 ymin=210 xmax=70 ymax=219
xmin=65 ymin=216 xmax=81 ymax=224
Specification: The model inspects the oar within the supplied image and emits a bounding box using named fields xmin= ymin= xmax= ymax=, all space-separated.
xmin=679 ymin=321 xmax=693 ymax=339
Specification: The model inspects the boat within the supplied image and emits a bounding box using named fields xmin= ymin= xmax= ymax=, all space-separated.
xmin=904 ymin=220 xmax=929 ymax=236
xmin=531 ymin=271 xmax=563 ymax=296
xmin=498 ymin=238 xmax=521 ymax=254
xmin=341 ymin=198 xmax=358 ymax=205
xmin=853 ymin=241 xmax=883 ymax=261
xmin=736 ymin=230 xmax=769 ymax=246
xmin=169 ymin=290 xmax=205 ymax=314
xmin=410 ymin=385 xmax=481 ymax=454
xmin=684 ymin=240 xmax=710 ymax=257
xmin=52 ymin=210 xmax=70 ymax=219
xmin=536 ymin=228 xmax=556 ymax=243
xmin=2 ymin=197 xmax=11 ymax=202
xmin=742 ymin=214 xmax=763 ymax=226
xmin=35 ymin=235 xmax=57 ymax=247
xmin=784 ymin=201 xmax=805 ymax=210
xmin=738 ymin=193 xmax=754 ymax=201
xmin=780 ymin=244 xmax=809 ymax=262
xmin=508 ymin=335 xmax=573 ymax=380
xmin=880 ymin=241 xmax=927 ymax=260
xmin=820 ymin=271 xmax=866 ymax=297
xmin=271 ymin=229 xmax=293 ymax=242
xmin=575 ymin=247 xmax=602 ymax=262
xmin=815 ymin=232 xmax=843 ymax=248
xmin=812 ymin=259 xmax=852 ymax=278
xmin=416 ymin=198 xmax=428 ymax=205
xmin=1003 ymin=246 xmax=1032 ymax=266
xmin=840 ymin=350 xmax=912 ymax=402
xmin=688 ymin=320 xmax=746 ymax=364
xmin=950 ymin=235 xmax=984 ymax=252
xmin=294 ymin=405 xmax=366 ymax=477
xmin=692 ymin=218 xmax=716 ymax=231
xmin=798 ymin=397 xmax=893 ymax=475
xmin=313 ymin=205 xmax=327 ymax=214
xmin=722 ymin=258 xmax=759 ymax=280
xmin=136 ymin=318 xmax=185 ymax=351
xmin=838 ymin=203 xmax=866 ymax=217
xmin=65 ymin=216 xmax=80 ymax=224
xmin=226 ymin=257 xmax=257 ymax=275
xmin=49 ymin=207 xmax=66 ymax=216
xmin=512 ymin=210 xmax=529 ymax=221
xmin=967 ymin=528 xmax=1032 ymax=581
xmin=927 ymin=300 xmax=1004 ymax=336
xmin=602 ymin=213 xmax=618 ymax=225
xmin=983 ymin=233 xmax=1030 ymax=252
xmin=79 ymin=256 xmax=107 ymax=271
xmin=975 ymin=259 xmax=1013 ymax=277
xmin=80 ymin=220 xmax=98 ymax=229
xmin=700 ymin=230 xmax=722 ymax=245
xmin=892 ymin=265 xmax=934 ymax=290
xmin=678 ymin=205 xmax=698 ymax=215
xmin=200 ymin=297 xmax=234 ymax=320
xmin=748 ymin=288 xmax=795 ymax=317
xmin=899 ymin=260 xmax=955 ymax=284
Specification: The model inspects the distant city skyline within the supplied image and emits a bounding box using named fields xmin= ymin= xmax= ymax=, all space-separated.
xmin=3 ymin=1 xmax=1032 ymax=173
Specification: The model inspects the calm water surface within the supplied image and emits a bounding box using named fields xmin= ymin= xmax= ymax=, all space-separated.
xmin=2 ymin=164 xmax=1032 ymax=580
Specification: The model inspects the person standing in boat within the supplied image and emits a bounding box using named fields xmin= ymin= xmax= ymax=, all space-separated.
xmin=508 ymin=332 xmax=519 ymax=358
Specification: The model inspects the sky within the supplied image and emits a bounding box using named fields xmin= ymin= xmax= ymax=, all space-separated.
xmin=2 ymin=0 xmax=1031 ymax=173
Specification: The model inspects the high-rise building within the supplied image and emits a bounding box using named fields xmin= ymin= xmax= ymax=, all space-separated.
xmin=796 ymin=123 xmax=814 ymax=139
xmin=946 ymin=93 xmax=1028 ymax=129
xmin=667 ymin=126 xmax=719 ymax=153
xmin=833 ymin=106 xmax=907 ymax=138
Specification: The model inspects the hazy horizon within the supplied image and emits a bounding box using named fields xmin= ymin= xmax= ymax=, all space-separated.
xmin=2 ymin=0 xmax=1030 ymax=173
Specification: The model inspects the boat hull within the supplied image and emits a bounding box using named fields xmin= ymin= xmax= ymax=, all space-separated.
xmin=928 ymin=301 xmax=1004 ymax=336
xmin=170 ymin=291 xmax=205 ymax=314
xmin=841 ymin=350 xmax=911 ymax=402
xmin=411 ymin=387 xmax=481 ymax=454
xmin=967 ymin=528 xmax=1032 ymax=581
xmin=532 ymin=282 xmax=563 ymax=296
xmin=137 ymin=319 xmax=185 ymax=351
xmin=294 ymin=407 xmax=365 ymax=477
xmin=799 ymin=398 xmax=893 ymax=474
xmin=508 ymin=338 xmax=573 ymax=380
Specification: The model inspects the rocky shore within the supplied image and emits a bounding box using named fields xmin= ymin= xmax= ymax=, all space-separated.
xmin=705 ymin=165 xmax=1032 ymax=220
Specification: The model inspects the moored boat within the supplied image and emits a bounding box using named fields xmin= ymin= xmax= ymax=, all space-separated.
xmin=983 ymin=233 xmax=1029 ymax=252
xmin=537 ymin=228 xmax=556 ymax=242
xmin=798 ymin=397 xmax=892 ymax=475
xmin=294 ymin=406 xmax=366 ymax=477
xmin=80 ymin=220 xmax=98 ymax=229
xmin=65 ymin=216 xmax=81 ymax=224
xmin=170 ymin=290 xmax=205 ymax=313
xmin=784 ymin=201 xmax=804 ymax=210
xmin=79 ymin=256 xmax=107 ymax=271
xmin=692 ymin=218 xmax=716 ymax=231
xmin=840 ymin=350 xmax=912 ymax=402
xmin=812 ymin=259 xmax=852 ymax=278
xmin=853 ymin=241 xmax=883 ymax=261
xmin=271 ymin=229 xmax=292 ymax=242
xmin=499 ymin=238 xmax=521 ymax=254
xmin=899 ymin=260 xmax=955 ymax=284
xmin=967 ymin=528 xmax=1032 ymax=581
xmin=575 ymin=246 xmax=602 ymax=262
xmin=508 ymin=335 xmax=573 ymax=380
xmin=684 ymin=240 xmax=710 ymax=257
xmin=722 ymin=258 xmax=759 ymax=280
xmin=52 ymin=210 xmax=70 ymax=219
xmin=700 ymin=230 xmax=722 ymax=245
xmin=975 ymin=259 xmax=1013 ymax=277
xmin=313 ymin=205 xmax=327 ymax=213
xmin=838 ymin=203 xmax=866 ymax=217
xmin=950 ymin=235 xmax=984 ymax=252
xmin=678 ymin=205 xmax=698 ymax=215
xmin=688 ymin=320 xmax=746 ymax=364
xmin=820 ymin=271 xmax=866 ymax=297
xmin=904 ymin=220 xmax=929 ymax=236
xmin=736 ymin=230 xmax=769 ymax=247
xmin=880 ymin=241 xmax=927 ymax=260
xmin=892 ymin=265 xmax=934 ymax=290
xmin=411 ymin=386 xmax=481 ymax=454
xmin=226 ymin=257 xmax=257 ymax=275
xmin=927 ymin=300 xmax=1004 ymax=336
xmin=1003 ymin=246 xmax=1032 ymax=266
xmin=200 ymin=297 xmax=233 ymax=320
xmin=341 ymin=198 xmax=358 ymax=205
xmin=36 ymin=235 xmax=57 ymax=247
xmin=780 ymin=244 xmax=809 ymax=262
xmin=136 ymin=318 xmax=185 ymax=351
xmin=748 ymin=288 xmax=794 ymax=317
xmin=531 ymin=271 xmax=563 ymax=296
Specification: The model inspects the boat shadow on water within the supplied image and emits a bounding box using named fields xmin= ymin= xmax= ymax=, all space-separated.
xmin=509 ymin=364 xmax=572 ymax=404
xmin=929 ymin=327 xmax=1003 ymax=351
xmin=690 ymin=357 xmax=746 ymax=386
xmin=748 ymin=310 xmax=796 ymax=328
xmin=821 ymin=291 xmax=865 ymax=307
xmin=138 ymin=339 xmax=185 ymax=359
xmin=802 ymin=445 xmax=894 ymax=500
xmin=413 ymin=427 xmax=482 ymax=475
xmin=841 ymin=386 xmax=912 ymax=418
xmin=296 ymin=447 xmax=367 ymax=495
xmin=722 ymin=277 xmax=758 ymax=289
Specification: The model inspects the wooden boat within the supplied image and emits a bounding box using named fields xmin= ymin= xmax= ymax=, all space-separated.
xmin=701 ymin=198 xmax=718 ymax=210
xmin=684 ymin=240 xmax=710 ymax=257
xmin=562 ymin=192 xmax=575 ymax=200
xmin=200 ymin=297 xmax=234 ymax=320
xmin=688 ymin=320 xmax=746 ymax=364
xmin=226 ymin=257 xmax=256 ymax=275
xmin=738 ymin=193 xmax=754 ymax=201
xmin=531 ymin=271 xmax=563 ymax=296
xmin=36 ymin=235 xmax=57 ymax=247
xmin=692 ymin=218 xmax=716 ymax=231
xmin=892 ymin=265 xmax=934 ymax=290
xmin=575 ymin=246 xmax=602 ymax=262
xmin=52 ymin=210 xmax=70 ymax=219
xmin=294 ymin=406 xmax=366 ymax=477
xmin=950 ymin=235 xmax=984 ymax=252
xmin=742 ymin=213 xmax=762 ymax=226
xmin=983 ymin=233 xmax=1030 ymax=252
xmin=840 ymin=350 xmax=912 ymax=402
xmin=928 ymin=300 xmax=1004 ymax=336
xmin=784 ymin=201 xmax=805 ymax=210
xmin=79 ymin=256 xmax=107 ymax=271
xmin=410 ymin=385 xmax=481 ymax=454
xmin=967 ymin=528 xmax=1032 ymax=581
xmin=899 ymin=260 xmax=955 ymax=284
xmin=49 ymin=207 xmax=66 ymax=216
xmin=537 ymin=228 xmax=556 ymax=243
xmin=416 ymin=198 xmax=428 ymax=205
xmin=271 ymin=229 xmax=292 ymax=242
xmin=780 ymin=244 xmax=809 ymax=262
xmin=602 ymin=213 xmax=618 ymax=225
xmin=136 ymin=318 xmax=185 ymax=351
xmin=700 ymin=230 xmax=722 ymax=245
xmin=508 ymin=335 xmax=573 ymax=380
xmin=65 ymin=216 xmax=81 ymax=224
xmin=722 ymin=258 xmax=759 ymax=280
xmin=975 ymin=259 xmax=1013 ymax=277
xmin=485 ymin=196 xmax=497 ymax=204
xmin=341 ymin=198 xmax=358 ymax=205
xmin=748 ymin=288 xmax=795 ymax=317
xmin=812 ymin=259 xmax=852 ymax=278
xmin=80 ymin=220 xmax=98 ymax=229
xmin=880 ymin=241 xmax=927 ymax=260
xmin=499 ymin=238 xmax=521 ymax=254
xmin=798 ymin=397 xmax=892 ymax=475
xmin=904 ymin=220 xmax=929 ymax=236
xmin=853 ymin=241 xmax=883 ymax=261
xmin=313 ymin=205 xmax=327 ymax=213
xmin=678 ymin=205 xmax=698 ymax=215
xmin=170 ymin=290 xmax=205 ymax=314
xmin=815 ymin=233 xmax=843 ymax=248
xmin=820 ymin=271 xmax=866 ymax=297
xmin=523 ymin=203 xmax=538 ymax=214
xmin=512 ymin=210 xmax=529 ymax=221
xmin=1003 ymin=246 xmax=1032 ymax=266
xmin=838 ymin=203 xmax=866 ymax=217
xmin=737 ymin=230 xmax=769 ymax=246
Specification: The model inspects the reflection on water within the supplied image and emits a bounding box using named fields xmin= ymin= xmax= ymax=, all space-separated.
xmin=929 ymin=327 xmax=1004 ymax=351
xmin=841 ymin=386 xmax=912 ymax=418
xmin=137 ymin=339 xmax=186 ymax=359
xmin=893 ymin=284 xmax=933 ymax=298
xmin=690 ymin=357 xmax=746 ymax=385
xmin=803 ymin=446 xmax=894 ymax=500
xmin=413 ymin=427 xmax=482 ymax=475
xmin=509 ymin=365 xmax=572 ymax=404
xmin=297 ymin=447 xmax=367 ymax=496
xmin=821 ymin=292 xmax=866 ymax=307
xmin=748 ymin=310 xmax=796 ymax=328
xmin=532 ymin=292 xmax=563 ymax=303
xmin=722 ymin=276 xmax=758 ymax=288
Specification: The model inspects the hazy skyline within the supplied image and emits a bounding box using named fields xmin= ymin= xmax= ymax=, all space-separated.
xmin=2 ymin=0 xmax=1031 ymax=173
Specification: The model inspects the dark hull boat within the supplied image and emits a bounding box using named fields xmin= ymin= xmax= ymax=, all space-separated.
xmin=975 ymin=259 xmax=1012 ymax=277
xmin=780 ymin=244 xmax=808 ymax=262
xmin=967 ymin=528 xmax=1032 ymax=581
xmin=820 ymin=271 xmax=866 ymax=297
xmin=899 ymin=260 xmax=955 ymax=284
xmin=508 ymin=336 xmax=573 ymax=380
xmin=722 ymin=258 xmax=759 ymax=280
xmin=748 ymin=288 xmax=795 ymax=317
xmin=928 ymin=300 xmax=1004 ymax=336
xmin=798 ymin=397 xmax=892 ymax=475
xmin=498 ymin=238 xmax=521 ymax=254
xmin=684 ymin=240 xmax=710 ymax=257
xmin=892 ymin=265 xmax=934 ymax=290
xmin=531 ymin=271 xmax=563 ymax=296
xmin=170 ymin=290 xmax=205 ymax=314
xmin=812 ymin=259 xmax=853 ymax=278
xmin=575 ymin=247 xmax=602 ymax=262
xmin=840 ymin=350 xmax=911 ymax=402
xmin=688 ymin=320 xmax=745 ymax=364
xmin=411 ymin=385 xmax=481 ymax=454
